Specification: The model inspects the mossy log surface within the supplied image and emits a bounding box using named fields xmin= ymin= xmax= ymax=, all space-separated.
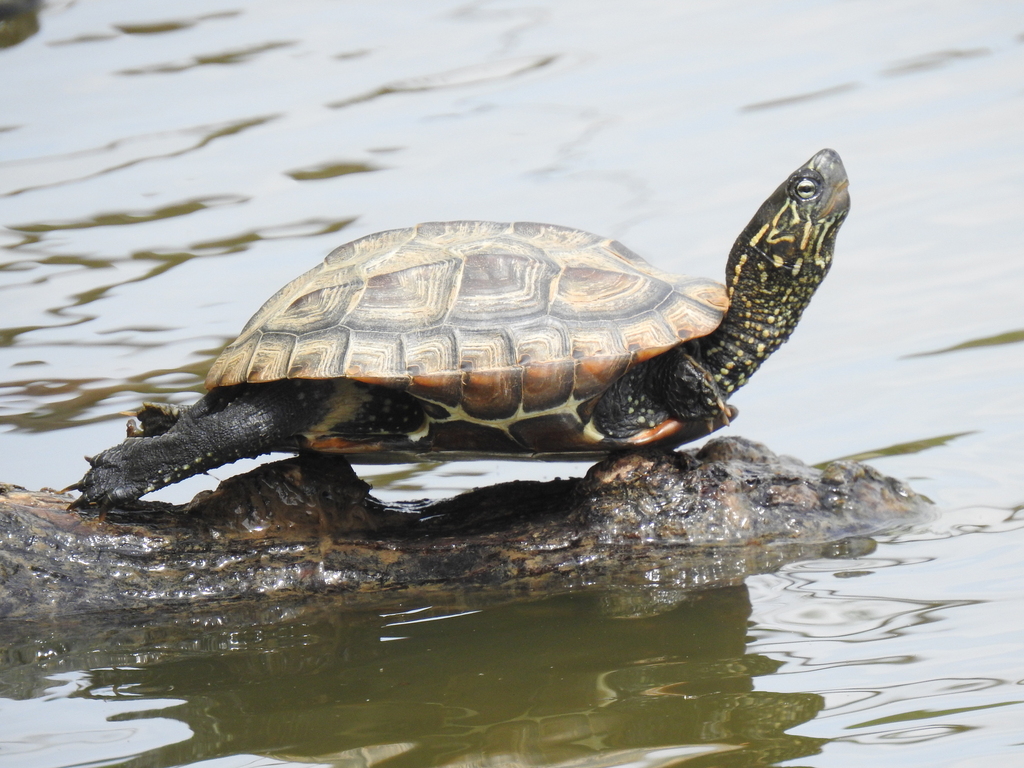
xmin=0 ymin=437 xmax=929 ymax=618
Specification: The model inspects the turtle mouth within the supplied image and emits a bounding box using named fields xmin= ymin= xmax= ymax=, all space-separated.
xmin=806 ymin=148 xmax=850 ymax=219
xmin=821 ymin=178 xmax=850 ymax=218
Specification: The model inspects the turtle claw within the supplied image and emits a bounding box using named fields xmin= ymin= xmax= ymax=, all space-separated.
xmin=65 ymin=485 xmax=94 ymax=513
xmin=66 ymin=489 xmax=111 ymax=519
xmin=717 ymin=398 xmax=731 ymax=425
xmin=68 ymin=444 xmax=154 ymax=511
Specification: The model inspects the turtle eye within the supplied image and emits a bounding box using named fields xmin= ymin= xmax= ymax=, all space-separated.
xmin=793 ymin=177 xmax=820 ymax=200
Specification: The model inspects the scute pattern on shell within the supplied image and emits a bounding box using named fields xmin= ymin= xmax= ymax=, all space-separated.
xmin=206 ymin=221 xmax=728 ymax=417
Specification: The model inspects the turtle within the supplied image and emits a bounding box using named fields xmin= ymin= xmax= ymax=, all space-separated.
xmin=70 ymin=148 xmax=849 ymax=509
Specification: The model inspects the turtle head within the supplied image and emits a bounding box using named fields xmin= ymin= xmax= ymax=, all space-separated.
xmin=732 ymin=148 xmax=849 ymax=285
xmin=697 ymin=149 xmax=850 ymax=397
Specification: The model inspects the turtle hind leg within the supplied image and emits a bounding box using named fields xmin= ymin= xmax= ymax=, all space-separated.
xmin=70 ymin=379 xmax=336 ymax=510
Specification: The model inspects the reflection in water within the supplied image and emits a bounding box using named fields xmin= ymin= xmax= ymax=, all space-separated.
xmin=741 ymin=82 xmax=860 ymax=112
xmin=328 ymin=54 xmax=559 ymax=109
xmin=820 ymin=431 xmax=976 ymax=466
xmin=118 ymin=41 xmax=298 ymax=76
xmin=0 ymin=115 xmax=278 ymax=197
xmin=6 ymin=195 xmax=247 ymax=240
xmin=287 ymin=161 xmax=381 ymax=181
xmin=743 ymin=38 xmax=996 ymax=113
xmin=0 ymin=359 xmax=214 ymax=431
xmin=848 ymin=694 xmax=1015 ymax=731
xmin=47 ymin=10 xmax=241 ymax=45
xmin=187 ymin=216 xmax=357 ymax=254
xmin=0 ymin=213 xmax=357 ymax=431
xmin=114 ymin=11 xmax=243 ymax=37
xmin=905 ymin=328 xmax=1024 ymax=357
xmin=0 ymin=588 xmax=827 ymax=767
xmin=882 ymin=48 xmax=991 ymax=76
xmin=0 ymin=0 xmax=39 ymax=49
xmin=3 ymin=213 xmax=354 ymax=287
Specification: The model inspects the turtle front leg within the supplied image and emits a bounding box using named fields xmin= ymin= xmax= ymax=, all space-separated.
xmin=592 ymin=344 xmax=730 ymax=439
xmin=69 ymin=379 xmax=336 ymax=510
xmin=660 ymin=346 xmax=731 ymax=424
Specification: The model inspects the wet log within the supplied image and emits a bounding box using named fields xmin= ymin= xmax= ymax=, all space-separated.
xmin=0 ymin=437 xmax=929 ymax=618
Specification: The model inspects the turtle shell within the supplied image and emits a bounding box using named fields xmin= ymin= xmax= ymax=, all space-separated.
xmin=205 ymin=221 xmax=728 ymax=452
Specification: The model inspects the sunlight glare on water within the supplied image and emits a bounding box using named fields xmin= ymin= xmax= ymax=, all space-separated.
xmin=1 ymin=0 xmax=1024 ymax=766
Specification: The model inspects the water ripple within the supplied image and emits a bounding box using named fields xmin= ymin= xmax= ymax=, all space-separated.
xmin=327 ymin=54 xmax=559 ymax=109
xmin=117 ymin=40 xmax=297 ymax=76
xmin=0 ymin=115 xmax=279 ymax=197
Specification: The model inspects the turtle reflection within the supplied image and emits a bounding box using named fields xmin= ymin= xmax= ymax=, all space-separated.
xmin=0 ymin=587 xmax=826 ymax=767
